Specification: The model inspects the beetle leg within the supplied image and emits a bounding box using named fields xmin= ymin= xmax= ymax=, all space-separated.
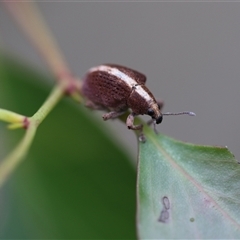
xmin=85 ymin=100 xmax=104 ymax=110
xmin=138 ymin=133 xmax=146 ymax=143
xmin=102 ymin=111 xmax=126 ymax=121
xmin=147 ymin=119 xmax=154 ymax=125
xmin=153 ymin=121 xmax=158 ymax=134
xmin=126 ymin=113 xmax=143 ymax=131
xmin=147 ymin=119 xmax=158 ymax=134
xmin=126 ymin=113 xmax=146 ymax=142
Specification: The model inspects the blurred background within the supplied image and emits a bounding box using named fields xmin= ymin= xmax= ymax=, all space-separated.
xmin=1 ymin=2 xmax=240 ymax=160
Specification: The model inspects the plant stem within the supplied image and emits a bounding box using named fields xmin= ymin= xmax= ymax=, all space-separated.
xmin=4 ymin=2 xmax=70 ymax=77
xmin=0 ymin=122 xmax=37 ymax=187
xmin=4 ymin=2 xmax=81 ymax=94
xmin=0 ymin=2 xmax=81 ymax=188
xmin=0 ymin=109 xmax=25 ymax=123
xmin=32 ymin=82 xmax=66 ymax=124
xmin=0 ymin=82 xmax=66 ymax=187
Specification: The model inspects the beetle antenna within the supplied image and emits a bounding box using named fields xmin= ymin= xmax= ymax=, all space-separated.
xmin=163 ymin=111 xmax=196 ymax=116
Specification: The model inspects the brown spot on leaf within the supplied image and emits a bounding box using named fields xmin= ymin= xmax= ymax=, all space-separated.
xmin=158 ymin=209 xmax=169 ymax=223
xmin=158 ymin=196 xmax=170 ymax=223
xmin=162 ymin=196 xmax=170 ymax=210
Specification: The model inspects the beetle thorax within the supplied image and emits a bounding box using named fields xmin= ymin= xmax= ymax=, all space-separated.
xmin=127 ymin=84 xmax=155 ymax=114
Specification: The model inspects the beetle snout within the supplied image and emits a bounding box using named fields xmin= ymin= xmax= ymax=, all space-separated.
xmin=156 ymin=115 xmax=163 ymax=124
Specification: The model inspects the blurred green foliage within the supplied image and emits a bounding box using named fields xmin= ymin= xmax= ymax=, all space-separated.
xmin=0 ymin=56 xmax=136 ymax=238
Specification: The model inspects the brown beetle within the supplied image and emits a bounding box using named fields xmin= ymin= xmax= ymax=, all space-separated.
xmin=82 ymin=64 xmax=195 ymax=138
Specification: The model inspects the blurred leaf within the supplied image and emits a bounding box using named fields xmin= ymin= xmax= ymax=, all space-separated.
xmin=137 ymin=127 xmax=240 ymax=239
xmin=0 ymin=55 xmax=136 ymax=239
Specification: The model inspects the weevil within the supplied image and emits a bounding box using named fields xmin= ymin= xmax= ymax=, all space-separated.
xmin=81 ymin=64 xmax=195 ymax=141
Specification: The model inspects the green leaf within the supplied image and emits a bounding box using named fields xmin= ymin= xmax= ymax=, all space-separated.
xmin=137 ymin=126 xmax=240 ymax=239
xmin=0 ymin=56 xmax=136 ymax=239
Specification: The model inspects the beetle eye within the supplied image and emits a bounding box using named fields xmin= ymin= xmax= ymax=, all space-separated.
xmin=156 ymin=115 xmax=163 ymax=124
xmin=147 ymin=108 xmax=154 ymax=116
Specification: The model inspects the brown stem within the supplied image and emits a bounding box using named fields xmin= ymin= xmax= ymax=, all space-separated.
xmin=3 ymin=2 xmax=79 ymax=90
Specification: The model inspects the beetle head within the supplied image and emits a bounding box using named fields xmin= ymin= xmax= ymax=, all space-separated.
xmin=127 ymin=85 xmax=163 ymax=124
xmin=147 ymin=102 xmax=163 ymax=124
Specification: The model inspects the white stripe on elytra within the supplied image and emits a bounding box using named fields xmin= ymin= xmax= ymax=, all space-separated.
xmin=89 ymin=65 xmax=153 ymax=103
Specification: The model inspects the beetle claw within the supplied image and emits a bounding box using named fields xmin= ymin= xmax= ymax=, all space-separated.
xmin=102 ymin=111 xmax=125 ymax=121
xmin=138 ymin=133 xmax=146 ymax=143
